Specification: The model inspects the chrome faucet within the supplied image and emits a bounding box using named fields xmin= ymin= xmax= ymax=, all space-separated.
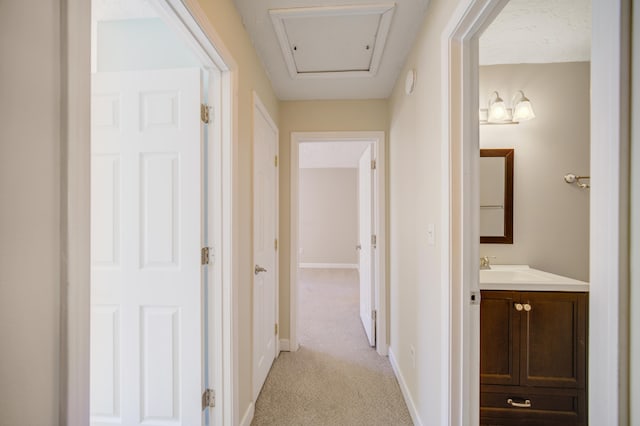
xmin=480 ymin=256 xmax=494 ymax=270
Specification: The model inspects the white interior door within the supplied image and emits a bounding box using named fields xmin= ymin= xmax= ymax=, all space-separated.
xmin=358 ymin=145 xmax=375 ymax=347
xmin=252 ymin=101 xmax=278 ymax=399
xmin=91 ymin=68 xmax=205 ymax=426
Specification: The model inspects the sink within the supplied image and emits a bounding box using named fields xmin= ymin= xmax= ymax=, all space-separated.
xmin=479 ymin=265 xmax=589 ymax=292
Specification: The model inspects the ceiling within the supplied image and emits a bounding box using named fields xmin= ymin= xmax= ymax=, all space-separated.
xmin=232 ymin=0 xmax=430 ymax=100
xmin=299 ymin=142 xmax=371 ymax=168
xmin=95 ymin=0 xmax=591 ymax=99
xmin=479 ymin=0 xmax=591 ymax=66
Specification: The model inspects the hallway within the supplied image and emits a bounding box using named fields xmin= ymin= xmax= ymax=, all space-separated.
xmin=252 ymin=269 xmax=412 ymax=425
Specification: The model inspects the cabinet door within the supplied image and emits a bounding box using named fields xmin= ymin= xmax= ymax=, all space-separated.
xmin=520 ymin=292 xmax=587 ymax=389
xmin=480 ymin=291 xmax=521 ymax=386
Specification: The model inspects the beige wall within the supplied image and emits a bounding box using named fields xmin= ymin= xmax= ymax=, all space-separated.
xmin=194 ymin=0 xmax=279 ymax=420
xmin=299 ymin=168 xmax=358 ymax=265
xmin=278 ymin=99 xmax=388 ymax=339
xmin=0 ymin=1 xmax=62 ymax=424
xmin=479 ymin=62 xmax=591 ymax=282
xmin=387 ymin=0 xmax=460 ymax=422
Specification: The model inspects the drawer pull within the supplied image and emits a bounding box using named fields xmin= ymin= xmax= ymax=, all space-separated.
xmin=514 ymin=303 xmax=524 ymax=311
xmin=507 ymin=398 xmax=531 ymax=408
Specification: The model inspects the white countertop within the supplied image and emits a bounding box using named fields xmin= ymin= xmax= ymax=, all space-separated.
xmin=479 ymin=265 xmax=589 ymax=292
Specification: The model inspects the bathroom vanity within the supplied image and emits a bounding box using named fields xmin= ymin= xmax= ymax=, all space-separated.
xmin=479 ymin=266 xmax=588 ymax=426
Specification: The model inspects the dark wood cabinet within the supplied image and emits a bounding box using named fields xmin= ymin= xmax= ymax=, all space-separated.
xmin=480 ymin=291 xmax=588 ymax=425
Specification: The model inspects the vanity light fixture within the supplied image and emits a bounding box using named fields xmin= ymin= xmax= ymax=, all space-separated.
xmin=511 ymin=90 xmax=535 ymax=122
xmin=487 ymin=91 xmax=508 ymax=122
xmin=480 ymin=90 xmax=536 ymax=125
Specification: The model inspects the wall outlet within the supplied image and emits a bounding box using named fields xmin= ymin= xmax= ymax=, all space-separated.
xmin=410 ymin=345 xmax=416 ymax=368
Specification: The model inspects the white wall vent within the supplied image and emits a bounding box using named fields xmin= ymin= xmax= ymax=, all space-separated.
xmin=269 ymin=4 xmax=396 ymax=79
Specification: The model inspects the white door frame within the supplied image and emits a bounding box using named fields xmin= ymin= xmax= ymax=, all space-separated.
xmin=442 ymin=0 xmax=631 ymax=425
xmin=62 ymin=0 xmax=239 ymax=425
xmin=289 ymin=131 xmax=387 ymax=356
xmin=252 ymin=91 xmax=279 ymax=399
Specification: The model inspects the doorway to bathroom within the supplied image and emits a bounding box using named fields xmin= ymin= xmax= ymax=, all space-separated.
xmin=476 ymin=4 xmax=591 ymax=424
xmin=444 ymin=0 xmax=630 ymax=424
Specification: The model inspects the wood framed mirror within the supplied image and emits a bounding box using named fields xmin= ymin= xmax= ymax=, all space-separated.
xmin=480 ymin=148 xmax=514 ymax=244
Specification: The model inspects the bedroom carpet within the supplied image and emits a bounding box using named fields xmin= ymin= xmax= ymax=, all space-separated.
xmin=251 ymin=268 xmax=412 ymax=426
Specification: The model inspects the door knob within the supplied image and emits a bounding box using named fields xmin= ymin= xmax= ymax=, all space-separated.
xmin=356 ymin=244 xmax=362 ymax=250
xmin=514 ymin=303 xmax=523 ymax=311
xmin=523 ymin=303 xmax=532 ymax=312
xmin=254 ymin=265 xmax=267 ymax=275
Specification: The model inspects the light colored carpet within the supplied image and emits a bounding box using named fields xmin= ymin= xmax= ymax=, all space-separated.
xmin=251 ymin=268 xmax=412 ymax=426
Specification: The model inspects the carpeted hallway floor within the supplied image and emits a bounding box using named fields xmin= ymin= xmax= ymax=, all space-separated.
xmin=251 ymin=268 xmax=412 ymax=426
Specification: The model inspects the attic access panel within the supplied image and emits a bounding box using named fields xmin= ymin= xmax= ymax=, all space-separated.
xmin=270 ymin=4 xmax=395 ymax=79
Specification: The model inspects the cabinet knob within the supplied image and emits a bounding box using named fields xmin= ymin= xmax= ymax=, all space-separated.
xmin=514 ymin=303 xmax=524 ymax=311
xmin=523 ymin=303 xmax=532 ymax=312
xmin=507 ymin=398 xmax=531 ymax=408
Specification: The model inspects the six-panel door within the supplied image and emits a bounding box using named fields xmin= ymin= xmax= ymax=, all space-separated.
xmin=91 ymin=69 xmax=204 ymax=426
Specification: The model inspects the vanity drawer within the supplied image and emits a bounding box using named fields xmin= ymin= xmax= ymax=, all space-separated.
xmin=480 ymin=388 xmax=586 ymax=425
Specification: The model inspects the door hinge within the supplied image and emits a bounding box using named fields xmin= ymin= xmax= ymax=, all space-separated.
xmin=201 ymin=104 xmax=212 ymax=124
xmin=275 ymin=155 xmax=279 ymax=167
xmin=275 ymin=323 xmax=279 ymax=335
xmin=274 ymin=239 xmax=278 ymax=250
xmin=371 ymin=310 xmax=377 ymax=321
xmin=202 ymin=388 xmax=215 ymax=409
xmin=201 ymin=247 xmax=212 ymax=265
xmin=371 ymin=159 xmax=377 ymax=170
xmin=371 ymin=234 xmax=377 ymax=247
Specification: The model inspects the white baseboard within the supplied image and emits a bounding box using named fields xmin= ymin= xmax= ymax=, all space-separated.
xmin=239 ymin=402 xmax=254 ymax=426
xmin=299 ymin=263 xmax=358 ymax=269
xmin=279 ymin=338 xmax=290 ymax=352
xmin=389 ymin=348 xmax=423 ymax=426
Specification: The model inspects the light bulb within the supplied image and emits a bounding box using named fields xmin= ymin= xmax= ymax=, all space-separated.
xmin=512 ymin=99 xmax=535 ymax=122
xmin=511 ymin=91 xmax=536 ymax=122
xmin=488 ymin=92 xmax=508 ymax=123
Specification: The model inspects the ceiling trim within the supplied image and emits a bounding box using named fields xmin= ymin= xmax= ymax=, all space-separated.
xmin=269 ymin=3 xmax=396 ymax=80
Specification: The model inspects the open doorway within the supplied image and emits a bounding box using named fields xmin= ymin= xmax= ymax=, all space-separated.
xmin=297 ymin=140 xmax=371 ymax=351
xmin=444 ymin=0 xmax=629 ymax=424
xmin=289 ymin=131 xmax=387 ymax=355
xmin=476 ymin=2 xmax=591 ymax=424
xmin=88 ymin=1 xmax=232 ymax=425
